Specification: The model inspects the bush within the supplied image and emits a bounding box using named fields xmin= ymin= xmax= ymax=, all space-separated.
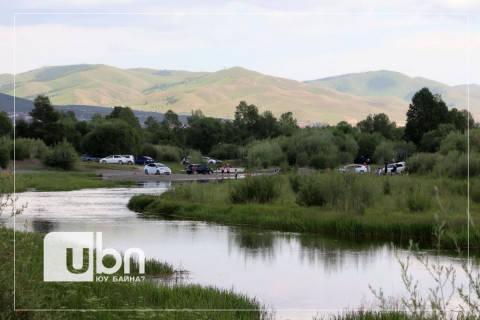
xmin=43 ymin=140 xmax=78 ymax=170
xmin=406 ymin=188 xmax=432 ymax=212
xmin=471 ymin=182 xmax=480 ymax=203
xmin=141 ymin=143 xmax=159 ymax=159
xmin=308 ymin=154 xmax=328 ymax=169
xmin=229 ymin=175 xmax=281 ymax=204
xmin=155 ymin=145 xmax=183 ymax=162
xmin=407 ymin=153 xmax=442 ymax=174
xmin=247 ymin=140 xmax=285 ymax=169
xmin=0 ymin=143 xmax=9 ymax=169
xmin=296 ymin=173 xmax=376 ymax=214
xmin=383 ymin=178 xmax=391 ymax=195
xmin=12 ymin=138 xmax=31 ymax=160
xmin=295 ymin=152 xmax=308 ymax=167
xmin=209 ymin=144 xmax=243 ymax=160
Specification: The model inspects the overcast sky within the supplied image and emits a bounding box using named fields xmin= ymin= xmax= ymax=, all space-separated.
xmin=0 ymin=0 xmax=479 ymax=86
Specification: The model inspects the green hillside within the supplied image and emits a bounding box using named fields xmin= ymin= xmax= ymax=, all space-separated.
xmin=1 ymin=65 xmax=477 ymax=125
xmin=305 ymin=70 xmax=473 ymax=111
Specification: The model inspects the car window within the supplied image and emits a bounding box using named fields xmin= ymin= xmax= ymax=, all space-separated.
xmin=397 ymin=164 xmax=403 ymax=167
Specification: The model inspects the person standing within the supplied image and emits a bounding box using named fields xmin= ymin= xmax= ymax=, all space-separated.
xmin=234 ymin=168 xmax=238 ymax=179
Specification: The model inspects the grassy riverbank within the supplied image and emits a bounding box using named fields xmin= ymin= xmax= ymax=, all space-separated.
xmin=129 ymin=173 xmax=480 ymax=250
xmin=0 ymin=228 xmax=264 ymax=320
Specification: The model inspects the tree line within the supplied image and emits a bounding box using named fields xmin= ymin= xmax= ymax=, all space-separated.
xmin=0 ymin=87 xmax=476 ymax=170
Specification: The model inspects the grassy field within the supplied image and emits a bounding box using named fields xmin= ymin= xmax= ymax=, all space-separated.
xmin=0 ymin=228 xmax=265 ymax=320
xmin=128 ymin=172 xmax=480 ymax=250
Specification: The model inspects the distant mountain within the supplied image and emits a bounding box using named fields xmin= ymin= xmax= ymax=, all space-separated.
xmin=1 ymin=65 xmax=478 ymax=125
xmin=305 ymin=70 xmax=474 ymax=110
xmin=0 ymin=93 xmax=188 ymax=124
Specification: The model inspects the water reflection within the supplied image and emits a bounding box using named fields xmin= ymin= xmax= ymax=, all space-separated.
xmin=3 ymin=186 xmax=476 ymax=319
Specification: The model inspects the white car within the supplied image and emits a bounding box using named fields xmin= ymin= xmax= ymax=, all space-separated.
xmin=381 ymin=162 xmax=406 ymax=175
xmin=144 ymin=163 xmax=172 ymax=175
xmin=203 ymin=157 xmax=222 ymax=165
xmin=100 ymin=155 xmax=126 ymax=164
xmin=121 ymin=155 xmax=135 ymax=165
xmin=338 ymin=164 xmax=368 ymax=173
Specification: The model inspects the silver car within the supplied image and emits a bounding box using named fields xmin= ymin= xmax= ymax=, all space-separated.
xmin=144 ymin=163 xmax=172 ymax=175
xmin=99 ymin=155 xmax=125 ymax=164
xmin=338 ymin=164 xmax=368 ymax=173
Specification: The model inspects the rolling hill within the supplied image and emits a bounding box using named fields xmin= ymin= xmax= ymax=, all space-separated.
xmin=1 ymin=65 xmax=477 ymax=125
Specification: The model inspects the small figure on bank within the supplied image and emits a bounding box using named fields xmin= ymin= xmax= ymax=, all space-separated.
xmin=384 ymin=163 xmax=388 ymax=175
xmin=226 ymin=163 xmax=230 ymax=174
xmin=235 ymin=168 xmax=238 ymax=179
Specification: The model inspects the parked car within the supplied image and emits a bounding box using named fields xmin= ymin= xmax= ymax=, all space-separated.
xmin=99 ymin=155 xmax=126 ymax=164
xmin=144 ymin=163 xmax=171 ymax=175
xmin=185 ymin=164 xmax=214 ymax=175
xmin=354 ymin=156 xmax=372 ymax=165
xmin=338 ymin=164 xmax=368 ymax=173
xmin=135 ymin=156 xmax=154 ymax=165
xmin=81 ymin=154 xmax=101 ymax=162
xmin=203 ymin=157 xmax=222 ymax=165
xmin=381 ymin=162 xmax=406 ymax=175
xmin=121 ymin=155 xmax=135 ymax=165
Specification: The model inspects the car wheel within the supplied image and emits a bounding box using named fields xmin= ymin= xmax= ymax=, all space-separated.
xmin=156 ymin=170 xmax=160 ymax=175
xmin=118 ymin=160 xmax=123 ymax=164
xmin=87 ymin=159 xmax=92 ymax=162
xmin=145 ymin=170 xmax=148 ymax=174
xmin=128 ymin=161 xmax=133 ymax=165
xmin=102 ymin=160 xmax=106 ymax=164
xmin=208 ymin=170 xmax=212 ymax=175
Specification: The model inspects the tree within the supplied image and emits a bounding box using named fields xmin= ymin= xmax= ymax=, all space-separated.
xmin=259 ymin=110 xmax=279 ymax=139
xmin=161 ymin=110 xmax=182 ymax=132
xmin=186 ymin=117 xmax=224 ymax=154
xmin=107 ymin=106 xmax=141 ymax=132
xmin=187 ymin=109 xmax=205 ymax=125
xmin=356 ymin=115 xmax=374 ymax=133
xmin=234 ymin=101 xmax=260 ymax=140
xmin=0 ymin=111 xmax=13 ymax=137
xmin=404 ymin=88 xmax=449 ymax=145
xmin=81 ymin=119 xmax=141 ymax=156
xmin=278 ymin=111 xmax=298 ymax=136
xmin=29 ymin=95 xmax=63 ymax=146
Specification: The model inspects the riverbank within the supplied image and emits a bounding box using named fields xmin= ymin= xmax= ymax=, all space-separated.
xmin=0 ymin=227 xmax=265 ymax=319
xmin=128 ymin=173 xmax=480 ymax=251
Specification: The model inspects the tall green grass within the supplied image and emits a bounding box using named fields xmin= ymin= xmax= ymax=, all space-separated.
xmin=0 ymin=228 xmax=264 ymax=320
xmin=129 ymin=173 xmax=480 ymax=250
xmin=229 ymin=175 xmax=281 ymax=204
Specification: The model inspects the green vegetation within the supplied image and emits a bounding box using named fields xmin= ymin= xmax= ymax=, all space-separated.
xmin=0 ymin=228 xmax=264 ymax=320
xmin=128 ymin=173 xmax=480 ymax=250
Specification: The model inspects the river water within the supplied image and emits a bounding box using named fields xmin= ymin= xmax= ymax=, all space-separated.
xmin=4 ymin=183 xmax=476 ymax=319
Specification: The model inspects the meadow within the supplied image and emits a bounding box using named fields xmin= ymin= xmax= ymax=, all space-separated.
xmin=128 ymin=172 xmax=480 ymax=251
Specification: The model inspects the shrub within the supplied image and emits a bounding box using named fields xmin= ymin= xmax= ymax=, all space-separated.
xmin=43 ymin=140 xmax=78 ymax=170
xmin=407 ymin=153 xmax=442 ymax=174
xmin=295 ymin=152 xmax=308 ymax=167
xmin=209 ymin=144 xmax=242 ymax=160
xmin=383 ymin=178 xmax=391 ymax=195
xmin=0 ymin=143 xmax=9 ymax=169
xmin=229 ymin=175 xmax=281 ymax=204
xmin=141 ymin=143 xmax=159 ymax=159
xmin=406 ymin=188 xmax=432 ymax=212
xmin=155 ymin=145 xmax=183 ymax=162
xmin=296 ymin=173 xmax=376 ymax=214
xmin=247 ymin=140 xmax=285 ymax=169
xmin=12 ymin=138 xmax=30 ymax=160
xmin=471 ymin=182 xmax=480 ymax=203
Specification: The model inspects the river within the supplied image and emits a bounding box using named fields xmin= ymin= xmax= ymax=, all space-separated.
xmin=4 ymin=183 xmax=475 ymax=319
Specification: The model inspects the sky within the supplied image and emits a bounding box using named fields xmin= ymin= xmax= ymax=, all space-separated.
xmin=0 ymin=0 xmax=479 ymax=86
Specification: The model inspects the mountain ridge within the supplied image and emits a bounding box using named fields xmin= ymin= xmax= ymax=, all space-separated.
xmin=1 ymin=65 xmax=478 ymax=125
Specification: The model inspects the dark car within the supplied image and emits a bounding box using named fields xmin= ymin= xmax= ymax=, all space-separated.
xmin=81 ymin=154 xmax=101 ymax=162
xmin=354 ymin=156 xmax=372 ymax=165
xmin=135 ymin=156 xmax=155 ymax=165
xmin=185 ymin=164 xmax=213 ymax=175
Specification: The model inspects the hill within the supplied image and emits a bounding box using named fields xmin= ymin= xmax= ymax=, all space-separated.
xmin=1 ymin=65 xmax=477 ymax=125
xmin=305 ymin=70 xmax=474 ymax=111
